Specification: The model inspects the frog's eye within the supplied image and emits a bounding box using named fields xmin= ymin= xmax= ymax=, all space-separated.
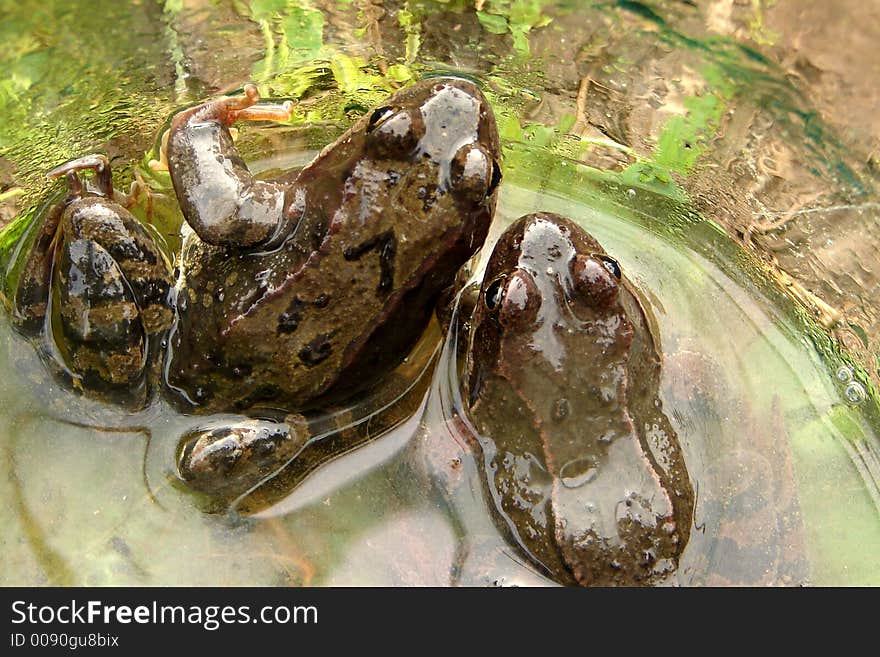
xmin=596 ymin=254 xmax=621 ymax=280
xmin=484 ymin=276 xmax=507 ymax=313
xmin=367 ymin=106 xmax=395 ymax=133
xmin=365 ymin=108 xmax=419 ymax=159
xmin=572 ymin=253 xmax=619 ymax=308
xmin=450 ymin=147 xmax=499 ymax=200
xmin=487 ymin=160 xmax=502 ymax=197
xmin=484 ymin=271 xmax=540 ymax=328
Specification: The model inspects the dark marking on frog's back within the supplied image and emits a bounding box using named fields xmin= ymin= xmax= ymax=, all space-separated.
xmin=298 ymin=331 xmax=336 ymax=367
xmin=277 ymin=296 xmax=306 ymax=334
xmin=277 ymin=294 xmax=335 ymax=334
xmin=105 ymin=239 xmax=158 ymax=265
xmin=342 ymin=229 xmax=397 ymax=295
xmin=231 ymin=384 xmax=283 ymax=411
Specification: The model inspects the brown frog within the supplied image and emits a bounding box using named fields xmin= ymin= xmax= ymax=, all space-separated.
xmin=165 ymin=79 xmax=501 ymax=414
xmin=9 ymin=78 xmax=501 ymax=496
xmin=459 ymin=212 xmax=694 ymax=586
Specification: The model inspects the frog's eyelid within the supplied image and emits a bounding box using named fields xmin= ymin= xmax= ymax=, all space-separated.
xmin=366 ymin=106 xmax=396 ymax=133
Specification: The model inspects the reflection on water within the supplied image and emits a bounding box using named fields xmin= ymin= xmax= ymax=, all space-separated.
xmin=2 ymin=155 xmax=879 ymax=585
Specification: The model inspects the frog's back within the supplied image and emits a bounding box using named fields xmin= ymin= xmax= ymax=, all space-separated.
xmin=166 ymin=78 xmax=501 ymax=413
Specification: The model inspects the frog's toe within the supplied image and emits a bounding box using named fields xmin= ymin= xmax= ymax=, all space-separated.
xmin=46 ymin=153 xmax=114 ymax=197
xmin=147 ymin=130 xmax=170 ymax=172
xmin=208 ymin=83 xmax=263 ymax=126
xmin=234 ymin=99 xmax=294 ymax=123
xmin=177 ymin=416 xmax=310 ymax=498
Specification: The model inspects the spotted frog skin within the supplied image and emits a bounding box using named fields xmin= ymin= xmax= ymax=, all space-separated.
xmin=165 ymin=79 xmax=501 ymax=414
xmin=461 ymin=212 xmax=695 ymax=586
xmin=10 ymin=79 xmax=501 ymax=494
xmin=10 ymin=155 xmax=174 ymax=408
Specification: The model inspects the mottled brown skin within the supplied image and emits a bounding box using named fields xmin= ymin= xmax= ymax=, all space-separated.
xmin=463 ymin=213 xmax=694 ymax=586
xmin=12 ymin=81 xmax=500 ymax=500
xmin=169 ymin=79 xmax=500 ymax=498
xmin=166 ymin=79 xmax=501 ymax=415
xmin=11 ymin=155 xmax=173 ymax=407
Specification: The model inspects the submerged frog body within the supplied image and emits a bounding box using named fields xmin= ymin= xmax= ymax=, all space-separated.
xmin=461 ymin=212 xmax=694 ymax=586
xmin=10 ymin=79 xmax=501 ymax=494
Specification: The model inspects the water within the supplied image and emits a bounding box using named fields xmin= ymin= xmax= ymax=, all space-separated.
xmin=2 ymin=150 xmax=878 ymax=585
xmin=2 ymin=0 xmax=879 ymax=586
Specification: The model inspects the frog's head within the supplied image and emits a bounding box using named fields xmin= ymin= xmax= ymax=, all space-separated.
xmin=466 ymin=213 xmax=633 ymax=400
xmin=475 ymin=213 xmax=627 ymax=332
xmin=363 ymin=78 xmax=502 ymax=205
xmin=299 ymin=78 xmax=501 ymax=252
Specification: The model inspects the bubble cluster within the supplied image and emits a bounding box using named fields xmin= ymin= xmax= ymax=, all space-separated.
xmin=836 ymin=365 xmax=866 ymax=404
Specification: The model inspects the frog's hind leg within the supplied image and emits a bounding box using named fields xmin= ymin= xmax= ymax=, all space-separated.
xmin=192 ymin=84 xmax=294 ymax=126
xmin=46 ymin=154 xmax=114 ymax=197
xmin=11 ymin=157 xmax=110 ymax=334
xmin=12 ymin=196 xmax=68 ymax=335
xmin=55 ymin=203 xmax=173 ymax=397
xmin=54 ymin=235 xmax=148 ymax=392
xmin=177 ymin=415 xmax=311 ymax=504
xmin=16 ymin=155 xmax=174 ymax=403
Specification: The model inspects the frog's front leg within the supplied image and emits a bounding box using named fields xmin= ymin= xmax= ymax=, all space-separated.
xmin=165 ymin=84 xmax=296 ymax=248
xmin=13 ymin=155 xmax=173 ymax=398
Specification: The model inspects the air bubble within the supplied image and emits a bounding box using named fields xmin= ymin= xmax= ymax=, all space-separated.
xmin=844 ymin=381 xmax=866 ymax=404
xmin=836 ymin=366 xmax=853 ymax=382
xmin=560 ymin=457 xmax=597 ymax=488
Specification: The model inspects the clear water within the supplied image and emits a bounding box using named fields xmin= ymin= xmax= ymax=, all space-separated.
xmin=2 ymin=150 xmax=878 ymax=585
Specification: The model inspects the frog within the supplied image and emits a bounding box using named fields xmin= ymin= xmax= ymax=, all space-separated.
xmin=164 ymin=78 xmax=501 ymax=414
xmin=8 ymin=78 xmax=502 ymax=498
xmin=453 ymin=212 xmax=695 ymax=586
